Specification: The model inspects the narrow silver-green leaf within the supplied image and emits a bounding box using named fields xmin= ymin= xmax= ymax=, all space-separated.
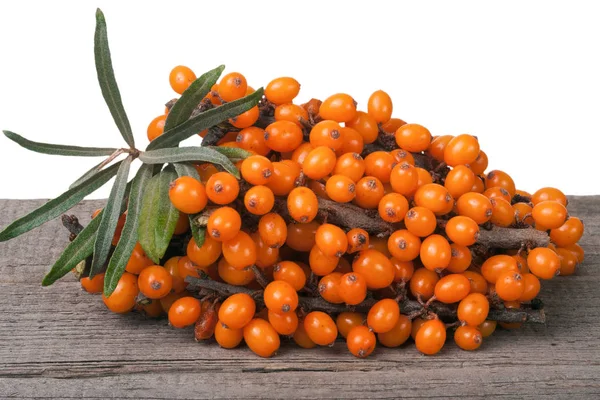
xmin=41 ymin=211 xmax=103 ymax=286
xmin=94 ymin=8 xmax=135 ymax=148
xmin=191 ymin=225 xmax=206 ymax=247
xmin=69 ymin=159 xmax=107 ymax=189
xmin=90 ymin=156 xmax=133 ymax=277
xmin=140 ymin=147 xmax=240 ymax=178
xmin=104 ymin=164 xmax=154 ymax=296
xmin=3 ymin=130 xmax=117 ymax=157
xmin=173 ymin=162 xmax=201 ymax=180
xmin=147 ymin=88 xmax=264 ymax=150
xmin=138 ymin=167 xmax=180 ymax=263
xmin=164 ymin=65 xmax=225 ymax=130
xmin=209 ymin=146 xmax=253 ymax=162
xmin=0 ymin=161 xmax=122 ymax=242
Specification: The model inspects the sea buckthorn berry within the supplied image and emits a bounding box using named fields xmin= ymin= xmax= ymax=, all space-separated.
xmin=337 ymin=127 xmax=364 ymax=155
xmin=347 ymin=325 xmax=376 ymax=358
xmin=265 ymin=77 xmax=301 ymax=105
xmin=267 ymin=160 xmax=301 ymax=196
xmin=484 ymin=187 xmax=512 ymax=203
xmin=243 ymin=318 xmax=280 ymax=358
xmin=252 ymin=232 xmax=279 ymax=268
xmin=378 ymin=315 xmax=411 ymax=348
xmin=471 ymin=176 xmax=485 ymax=193
xmin=445 ymin=165 xmax=475 ymax=198
xmin=411 ymin=318 xmax=427 ymax=340
xmin=556 ymin=247 xmax=579 ymax=276
xmin=325 ymin=174 xmax=356 ymax=203
xmin=352 ymin=249 xmax=395 ymax=289
xmin=273 ymin=261 xmax=306 ymax=291
xmin=390 ymin=149 xmax=415 ymax=166
xmin=291 ymin=142 xmax=315 ymax=165
xmin=346 ymin=111 xmax=379 ymax=144
xmin=287 ymin=187 xmax=319 ymax=223
xmin=513 ymin=202 xmax=534 ymax=225
xmin=125 ymin=242 xmax=154 ymax=274
xmin=218 ymin=258 xmax=255 ymax=286
xmin=531 ymin=187 xmax=568 ymax=206
xmin=389 ymin=162 xmax=419 ymax=196
xmin=527 ymin=247 xmax=560 ymax=279
xmin=215 ymin=321 xmax=244 ymax=349
xmin=391 ymin=258 xmax=415 ymax=282
xmin=175 ymin=256 xmax=202 ymax=284
xmin=495 ymin=271 xmax=525 ymax=301
xmin=147 ymin=114 xmax=166 ymax=141
xmin=518 ymin=273 xmax=541 ymax=301
xmin=207 ymin=206 xmax=242 ymax=242
xmin=304 ymin=311 xmax=338 ymax=346
xmin=309 ymin=120 xmax=344 ymax=151
xmin=457 ymin=293 xmax=489 ymax=326
xmin=218 ymin=72 xmax=247 ymax=102
xmin=414 ymin=183 xmax=454 ymax=215
xmin=415 ymin=167 xmax=434 ymax=187
xmin=168 ymin=297 xmax=202 ymax=328
xmin=169 ymin=65 xmax=196 ymax=94
xmin=164 ymin=256 xmax=185 ymax=294
xmin=229 ymin=106 xmax=259 ymax=128
xmin=513 ymin=254 xmax=529 ymax=273
xmin=367 ymin=90 xmax=393 ymax=123
xmin=354 ymin=176 xmax=385 ymax=209
xmin=318 ymin=272 xmax=344 ymax=304
xmin=489 ymin=198 xmax=514 ymax=227
xmin=256 ymin=214 xmax=288 ymax=250
xmin=444 ymin=134 xmax=480 ymax=166
xmin=319 ymin=93 xmax=357 ymax=123
xmin=187 ymin=235 xmax=222 ymax=267
xmin=244 ymin=186 xmax=275 ymax=215
xmin=338 ymin=272 xmax=368 ymax=305
xmin=236 ymin=127 xmax=270 ymax=156
xmin=485 ymin=170 xmax=516 ymax=197
xmin=222 ymin=231 xmax=257 ymax=270
xmin=387 ymin=229 xmax=421 ymax=262
xmin=206 ymin=172 xmax=240 ymax=205
xmin=462 ymin=271 xmax=489 ymax=294
xmin=333 ymin=152 xmax=365 ymax=182
xmin=336 ymin=312 xmax=365 ymax=338
xmin=456 ymin=192 xmax=493 ymax=224
xmin=139 ymin=299 xmax=163 ymax=318
xmin=275 ymin=103 xmax=309 ymax=127
xmin=315 ymin=223 xmax=348 ymax=257
xmin=173 ymin=212 xmax=190 ymax=235
xmin=264 ymin=120 xmax=304 ymax=152
xmin=217 ymin=131 xmax=239 ymax=145
xmin=364 ymin=151 xmax=395 ymax=183
xmin=532 ymin=201 xmax=568 ymax=230
xmin=286 ymin=221 xmax=318 ymax=252
xmin=367 ymin=299 xmax=400 ymax=333
xmin=481 ymin=255 xmax=519 ymax=283
xmin=194 ymin=301 xmax=218 ymax=339
xmin=378 ymin=193 xmax=409 ymax=223
xmin=335 ymin=258 xmax=352 ymax=274
xmin=420 ymin=234 xmax=452 ymax=271
xmin=434 ymin=274 xmax=471 ymax=303
xmin=81 ymin=273 xmax=104 ymax=293
xmin=264 ymin=280 xmax=298 ymax=313
xmin=303 ymin=146 xmax=337 ymax=180
xmin=409 ymin=268 xmax=439 ymax=300
xmin=168 ymin=176 xmax=208 ymax=214
xmin=291 ymin=319 xmax=317 ymax=349
xmin=478 ymin=320 xmax=497 ymax=338
xmin=469 ymin=150 xmax=488 ymax=175
xmin=404 ymin=207 xmax=436 ymax=237
xmin=241 ymin=155 xmax=273 ymax=185
xmin=268 ymin=309 xmax=299 ymax=335
xmin=415 ymin=319 xmax=447 ymax=355
xmin=564 ymin=243 xmax=585 ymax=263
xmin=427 ymin=135 xmax=453 ymax=162
xmin=550 ymin=217 xmax=584 ymax=247
xmin=395 ymin=124 xmax=432 ymax=152
xmin=309 ymin=244 xmax=339 ymax=276
xmin=346 ymin=228 xmax=370 ymax=254
xmin=447 ymin=244 xmax=472 ymax=273
xmin=218 ymin=293 xmax=256 ymax=329
xmin=454 ymin=326 xmax=483 ymax=351
xmin=446 ymin=216 xmax=480 ymax=246
xmin=381 ymin=117 xmax=407 ymax=134
xmin=195 ymin=163 xmax=219 ymax=184
xmin=369 ymin=236 xmax=392 ymax=257
xmin=138 ymin=266 xmax=173 ymax=299
xmin=308 ymin=179 xmax=330 ymax=200
xmin=159 ymin=291 xmax=188 ymax=313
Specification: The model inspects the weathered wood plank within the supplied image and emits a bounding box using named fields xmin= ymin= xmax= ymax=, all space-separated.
xmin=0 ymin=197 xmax=599 ymax=399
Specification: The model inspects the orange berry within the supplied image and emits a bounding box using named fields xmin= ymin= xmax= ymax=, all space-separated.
xmin=336 ymin=312 xmax=365 ymax=338
xmin=169 ymin=65 xmax=196 ymax=94
xmin=125 ymin=242 xmax=154 ymax=274
xmin=218 ymin=258 xmax=255 ymax=286
xmin=286 ymin=220 xmax=318 ymax=252
xmin=243 ymin=318 xmax=281 ymax=358
xmin=244 ymin=185 xmax=275 ymax=215
xmin=168 ymin=296 xmax=202 ymax=328
xmin=265 ymin=120 xmax=304 ymax=152
xmin=352 ymin=249 xmax=395 ymax=289
xmin=456 ymin=192 xmax=493 ymax=224
xmin=291 ymin=142 xmax=315 ymax=165
xmin=268 ymin=309 xmax=299 ymax=335
xmin=236 ymin=127 xmax=270 ymax=156
xmin=304 ymin=311 xmax=338 ymax=345
xmin=168 ymin=176 xmax=208 ymax=215
xmin=218 ymin=293 xmax=256 ymax=329
xmin=414 ymin=183 xmax=454 ymax=215
xmin=287 ymin=187 xmax=319 ymax=223
xmin=378 ymin=314 xmax=411 ymax=348
xmin=215 ymin=321 xmax=244 ymax=349
xmin=447 ymin=244 xmax=472 ymax=273
xmin=229 ymin=106 xmax=259 ymax=128
xmin=338 ymin=272 xmax=368 ymax=305
xmin=391 ymin=258 xmax=415 ymax=282
xmin=378 ymin=193 xmax=409 ymax=223
xmin=258 ymin=213 xmax=288 ymax=249
xmin=264 ymin=280 xmax=298 ymax=313
xmin=489 ymin=197 xmax=514 ymax=227
xmin=147 ymin=114 xmax=166 ymax=141
xmin=267 ymin=160 xmax=301 ymax=196
xmin=420 ymin=234 xmax=452 ymax=271
xmin=222 ymin=231 xmax=257 ymax=270
xmin=389 ymin=162 xmax=419 ymax=196
xmin=404 ymin=206 xmax=437 ymax=237
xmin=415 ymin=319 xmax=446 ymax=355
xmin=273 ymin=261 xmax=306 ymax=291
xmin=367 ymin=299 xmax=400 ymax=333
xmin=518 ymin=273 xmax=541 ymax=301
xmin=556 ymin=247 xmax=579 ymax=276
xmin=336 ymin=127 xmax=364 ymax=155
xmin=318 ymin=272 xmax=344 ymax=304
xmin=532 ymin=201 xmax=568 ymax=230
xmin=354 ymin=176 xmax=385 ymax=209
xmin=478 ymin=320 xmax=497 ymax=338
xmin=218 ymin=72 xmax=247 ymax=102
xmin=470 ymin=150 xmax=488 ymax=175
xmin=333 ymin=152 xmax=365 ymax=182
xmin=513 ymin=202 xmax=534 ymax=226
xmin=347 ymin=325 xmax=377 ymax=358
xmin=395 ymin=123 xmax=432 ymax=152
xmin=454 ymin=325 xmax=483 ymax=351
xmin=164 ymin=256 xmax=185 ymax=294
xmin=206 ymin=172 xmax=240 ymax=205
xmin=409 ymin=268 xmax=440 ymax=300
xmin=319 ymin=93 xmax=357 ymax=123
xmin=325 ymin=174 xmax=356 ymax=203
xmin=265 ymin=77 xmax=301 ymax=105
xmin=309 ymin=244 xmax=339 ymax=276
xmin=346 ymin=228 xmax=369 ymax=254
xmin=187 ymin=235 xmax=222 ymax=267
xmin=367 ymin=90 xmax=393 ymax=123
xmin=495 ymin=270 xmax=525 ymax=301
xmin=485 ymin=170 xmax=516 ymax=197
xmin=427 ymin=135 xmax=453 ymax=162
xmin=531 ymin=187 xmax=568 ymax=206
xmin=445 ymin=165 xmax=475 ymax=198
xmin=445 ymin=216 xmax=480 ymax=246
xmin=275 ymin=103 xmax=309 ymax=127
xmin=434 ymin=273 xmax=471 ymax=303
xmin=390 ymin=148 xmax=415 ymax=165
xmin=550 ymin=217 xmax=584 ymax=247
xmin=457 ymin=293 xmax=489 ymax=326
xmin=207 ymin=206 xmax=241 ymax=242
xmin=241 ymin=155 xmax=273 ymax=185
xmin=387 ymin=229 xmax=421 ymax=262
xmin=138 ymin=265 xmax=172 ymax=300
xmin=346 ymin=111 xmax=379 ymax=144
xmin=527 ymin=247 xmax=560 ymax=280
xmin=481 ymin=255 xmax=519 ymax=283
xmin=315 ymin=223 xmax=348 ymax=257
xmin=80 ymin=273 xmax=104 ymax=293
xmin=303 ymin=146 xmax=337 ymax=180
xmin=252 ymin=232 xmax=279 ymax=269
xmin=444 ymin=134 xmax=480 ymax=166
xmin=309 ymin=120 xmax=344 ymax=151
xmin=364 ymin=151 xmax=396 ymax=183
xmin=462 ymin=270 xmax=488 ymax=294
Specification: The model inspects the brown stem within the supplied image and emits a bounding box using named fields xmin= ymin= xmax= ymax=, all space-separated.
xmin=250 ymin=265 xmax=270 ymax=288
xmin=476 ymin=226 xmax=549 ymax=249
xmin=317 ymin=198 xmax=395 ymax=237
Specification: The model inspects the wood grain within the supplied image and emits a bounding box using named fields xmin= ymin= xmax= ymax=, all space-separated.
xmin=0 ymin=197 xmax=599 ymax=399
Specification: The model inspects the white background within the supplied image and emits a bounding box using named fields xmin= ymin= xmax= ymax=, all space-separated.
xmin=1 ymin=0 xmax=599 ymax=199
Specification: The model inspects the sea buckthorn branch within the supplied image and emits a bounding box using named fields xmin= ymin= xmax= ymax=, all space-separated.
xmin=184 ymin=276 xmax=546 ymax=324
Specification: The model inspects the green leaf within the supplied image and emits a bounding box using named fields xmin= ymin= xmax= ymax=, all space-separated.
xmin=94 ymin=8 xmax=135 ymax=148
xmin=69 ymin=159 xmax=107 ymax=189
xmin=0 ymin=161 xmax=122 ymax=242
xmin=138 ymin=167 xmax=180 ymax=263
xmin=41 ymin=212 xmax=103 ymax=286
xmin=89 ymin=156 xmax=133 ymax=277
xmin=104 ymin=164 xmax=154 ymax=296
xmin=164 ymin=65 xmax=225 ymax=130
xmin=140 ymin=147 xmax=240 ymax=178
xmin=191 ymin=225 xmax=206 ymax=248
xmin=3 ymin=131 xmax=118 ymax=157
xmin=209 ymin=146 xmax=253 ymax=162
xmin=173 ymin=162 xmax=201 ymax=180
xmin=147 ymin=88 xmax=264 ymax=150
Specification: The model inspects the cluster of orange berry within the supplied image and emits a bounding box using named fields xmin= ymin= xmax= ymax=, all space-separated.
xmin=81 ymin=65 xmax=585 ymax=358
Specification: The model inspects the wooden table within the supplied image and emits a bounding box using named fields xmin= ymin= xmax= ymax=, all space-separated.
xmin=1 ymin=197 xmax=599 ymax=399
